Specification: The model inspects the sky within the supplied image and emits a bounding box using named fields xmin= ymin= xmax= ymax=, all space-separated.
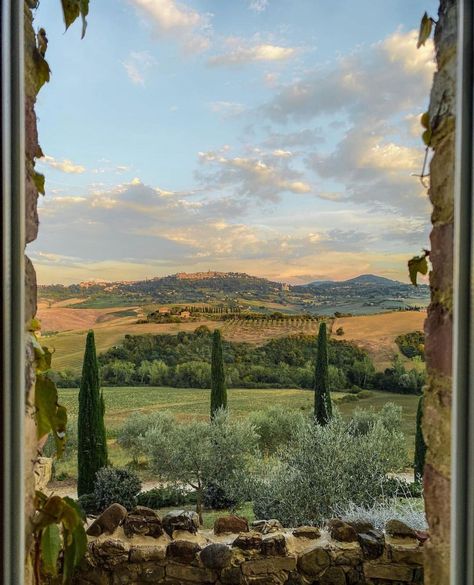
xmin=29 ymin=0 xmax=438 ymax=285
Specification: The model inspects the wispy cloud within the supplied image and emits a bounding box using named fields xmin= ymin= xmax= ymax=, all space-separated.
xmin=248 ymin=0 xmax=269 ymax=13
xmin=39 ymin=155 xmax=86 ymax=174
xmin=122 ymin=50 xmax=157 ymax=85
xmin=209 ymin=41 xmax=297 ymax=67
xmin=130 ymin=0 xmax=212 ymax=52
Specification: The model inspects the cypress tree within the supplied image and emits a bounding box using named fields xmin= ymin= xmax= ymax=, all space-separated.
xmin=414 ymin=395 xmax=427 ymax=482
xmin=314 ymin=322 xmax=332 ymax=425
xmin=210 ymin=329 xmax=227 ymax=418
xmin=77 ymin=330 xmax=108 ymax=496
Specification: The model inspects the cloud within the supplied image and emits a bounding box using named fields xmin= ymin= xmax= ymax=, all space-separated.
xmin=209 ymin=101 xmax=247 ymax=117
xmin=39 ymin=155 xmax=86 ymax=174
xmin=130 ymin=0 xmax=211 ymax=52
xmin=122 ymin=51 xmax=157 ymax=85
xmin=262 ymin=30 xmax=434 ymax=124
xmin=196 ymin=149 xmax=311 ymax=201
xmin=249 ymin=0 xmax=269 ymax=12
xmin=209 ymin=41 xmax=297 ymax=67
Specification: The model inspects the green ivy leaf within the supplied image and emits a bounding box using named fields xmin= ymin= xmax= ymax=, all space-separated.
xmin=62 ymin=525 xmax=87 ymax=584
xmin=417 ymin=12 xmax=433 ymax=49
xmin=61 ymin=0 xmax=90 ymax=38
xmin=34 ymin=171 xmax=45 ymax=195
xmin=408 ymin=253 xmax=429 ymax=286
xmin=422 ymin=129 xmax=432 ymax=146
xmin=41 ymin=524 xmax=61 ymax=576
xmin=34 ymin=53 xmax=51 ymax=93
xmin=420 ymin=112 xmax=430 ymax=129
xmin=35 ymin=374 xmax=67 ymax=457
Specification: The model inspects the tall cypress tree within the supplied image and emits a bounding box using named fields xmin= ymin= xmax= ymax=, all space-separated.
xmin=414 ymin=395 xmax=427 ymax=482
xmin=210 ymin=329 xmax=227 ymax=418
xmin=314 ymin=322 xmax=332 ymax=425
xmin=77 ymin=330 xmax=108 ymax=496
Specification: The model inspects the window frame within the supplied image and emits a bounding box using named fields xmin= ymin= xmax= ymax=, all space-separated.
xmin=1 ymin=0 xmax=25 ymax=583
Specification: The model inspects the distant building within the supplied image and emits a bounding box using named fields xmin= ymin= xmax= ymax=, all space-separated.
xmin=180 ymin=310 xmax=191 ymax=319
xmin=281 ymin=282 xmax=290 ymax=292
xmin=158 ymin=307 xmax=171 ymax=315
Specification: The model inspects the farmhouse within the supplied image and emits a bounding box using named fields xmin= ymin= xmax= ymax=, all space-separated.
xmin=180 ymin=310 xmax=191 ymax=319
xmin=158 ymin=307 xmax=171 ymax=315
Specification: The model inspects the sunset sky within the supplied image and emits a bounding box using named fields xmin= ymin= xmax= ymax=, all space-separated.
xmin=29 ymin=0 xmax=437 ymax=285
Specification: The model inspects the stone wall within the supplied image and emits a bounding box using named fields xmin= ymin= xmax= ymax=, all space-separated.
xmin=422 ymin=1 xmax=456 ymax=584
xmin=24 ymin=1 xmax=42 ymax=582
xmin=74 ymin=507 xmax=425 ymax=585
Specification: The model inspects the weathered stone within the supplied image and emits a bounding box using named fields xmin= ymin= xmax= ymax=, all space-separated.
xmin=319 ymin=566 xmax=346 ymax=585
xmin=123 ymin=508 xmax=163 ymax=538
xmin=252 ymin=519 xmax=283 ymax=534
xmin=345 ymin=519 xmax=374 ymax=534
xmin=89 ymin=538 xmax=130 ymax=568
xmin=261 ymin=533 xmax=287 ymax=556
xmin=220 ymin=566 xmax=243 ymax=584
xmin=331 ymin=547 xmax=363 ymax=567
xmin=137 ymin=563 xmax=166 ymax=583
xmin=345 ymin=568 xmax=364 ymax=585
xmin=388 ymin=544 xmax=424 ymax=565
xmin=166 ymin=563 xmax=217 ymax=583
xmin=162 ymin=510 xmax=199 ymax=537
xmin=86 ymin=503 xmax=128 ymax=536
xmin=233 ymin=531 xmax=263 ymax=551
xmin=242 ymin=556 xmax=297 ymax=576
xmin=327 ymin=519 xmax=358 ymax=543
xmin=297 ymin=547 xmax=330 ymax=576
xmin=364 ymin=562 xmax=413 ymax=581
xmin=215 ymin=515 xmax=249 ymax=535
xmin=166 ymin=539 xmax=201 ymax=563
xmin=357 ymin=530 xmax=385 ymax=559
xmin=200 ymin=543 xmax=233 ymax=569
xmin=292 ymin=526 xmax=321 ymax=540
xmin=385 ymin=519 xmax=417 ymax=539
xmin=129 ymin=545 xmax=167 ymax=562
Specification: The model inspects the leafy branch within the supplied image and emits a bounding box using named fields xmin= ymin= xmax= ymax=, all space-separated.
xmin=408 ymin=250 xmax=430 ymax=286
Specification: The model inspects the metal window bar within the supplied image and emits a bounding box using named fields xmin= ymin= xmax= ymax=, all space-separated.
xmin=1 ymin=0 xmax=25 ymax=584
xmin=452 ymin=0 xmax=474 ymax=583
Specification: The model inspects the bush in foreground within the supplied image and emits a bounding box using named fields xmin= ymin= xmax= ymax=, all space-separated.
xmin=252 ymin=407 xmax=407 ymax=526
xmin=93 ymin=467 xmax=142 ymax=512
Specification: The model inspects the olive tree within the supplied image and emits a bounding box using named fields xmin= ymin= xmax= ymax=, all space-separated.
xmin=144 ymin=410 xmax=259 ymax=523
xmin=252 ymin=407 xmax=407 ymax=526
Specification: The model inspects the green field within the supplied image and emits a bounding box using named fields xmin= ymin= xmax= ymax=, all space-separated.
xmin=58 ymin=386 xmax=418 ymax=447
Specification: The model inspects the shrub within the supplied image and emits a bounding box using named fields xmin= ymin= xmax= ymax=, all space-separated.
xmin=328 ymin=365 xmax=347 ymax=391
xmin=338 ymin=499 xmax=427 ymax=531
xmin=336 ymin=327 xmax=344 ymax=336
xmin=248 ymin=406 xmax=305 ymax=455
xmin=93 ymin=467 xmax=142 ymax=512
xmin=357 ymin=390 xmax=374 ymax=399
xmin=203 ymin=482 xmax=237 ymax=510
xmin=137 ymin=486 xmax=197 ymax=509
xmin=77 ymin=493 xmax=99 ymax=516
xmin=339 ymin=394 xmax=359 ymax=403
xmin=117 ymin=411 xmax=174 ymax=463
xmin=251 ymin=409 xmax=407 ymax=526
xmin=382 ymin=477 xmax=423 ymax=499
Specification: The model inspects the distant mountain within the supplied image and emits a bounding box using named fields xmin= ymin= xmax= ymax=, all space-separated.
xmin=38 ymin=270 xmax=429 ymax=316
xmin=307 ymin=274 xmax=407 ymax=287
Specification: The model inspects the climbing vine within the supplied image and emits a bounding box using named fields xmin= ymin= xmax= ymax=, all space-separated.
xmin=407 ymin=11 xmax=438 ymax=286
xmin=28 ymin=2 xmax=91 ymax=582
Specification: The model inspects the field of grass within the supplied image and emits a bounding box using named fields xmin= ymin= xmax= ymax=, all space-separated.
xmin=334 ymin=311 xmax=426 ymax=370
xmin=54 ymin=387 xmax=419 ymax=483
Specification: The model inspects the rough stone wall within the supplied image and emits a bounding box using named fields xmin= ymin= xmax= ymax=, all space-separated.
xmin=24 ymin=1 xmax=42 ymax=582
xmin=73 ymin=509 xmax=425 ymax=585
xmin=422 ymin=1 xmax=456 ymax=584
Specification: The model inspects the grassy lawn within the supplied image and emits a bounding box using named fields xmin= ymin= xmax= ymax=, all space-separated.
xmin=53 ymin=387 xmax=419 ymax=481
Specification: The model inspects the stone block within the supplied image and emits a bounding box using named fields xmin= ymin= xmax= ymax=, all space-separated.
xmin=363 ymin=562 xmax=413 ymax=581
xmin=166 ymin=539 xmax=201 ymax=563
xmin=200 ymin=543 xmax=233 ymax=569
xmin=292 ymin=526 xmax=321 ymax=540
xmin=166 ymin=563 xmax=217 ymax=583
xmin=87 ymin=504 xmax=128 ymax=536
xmin=297 ymin=547 xmax=330 ymax=576
xmin=215 ymin=515 xmax=249 ymax=535
xmin=241 ymin=556 xmax=296 ymax=576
